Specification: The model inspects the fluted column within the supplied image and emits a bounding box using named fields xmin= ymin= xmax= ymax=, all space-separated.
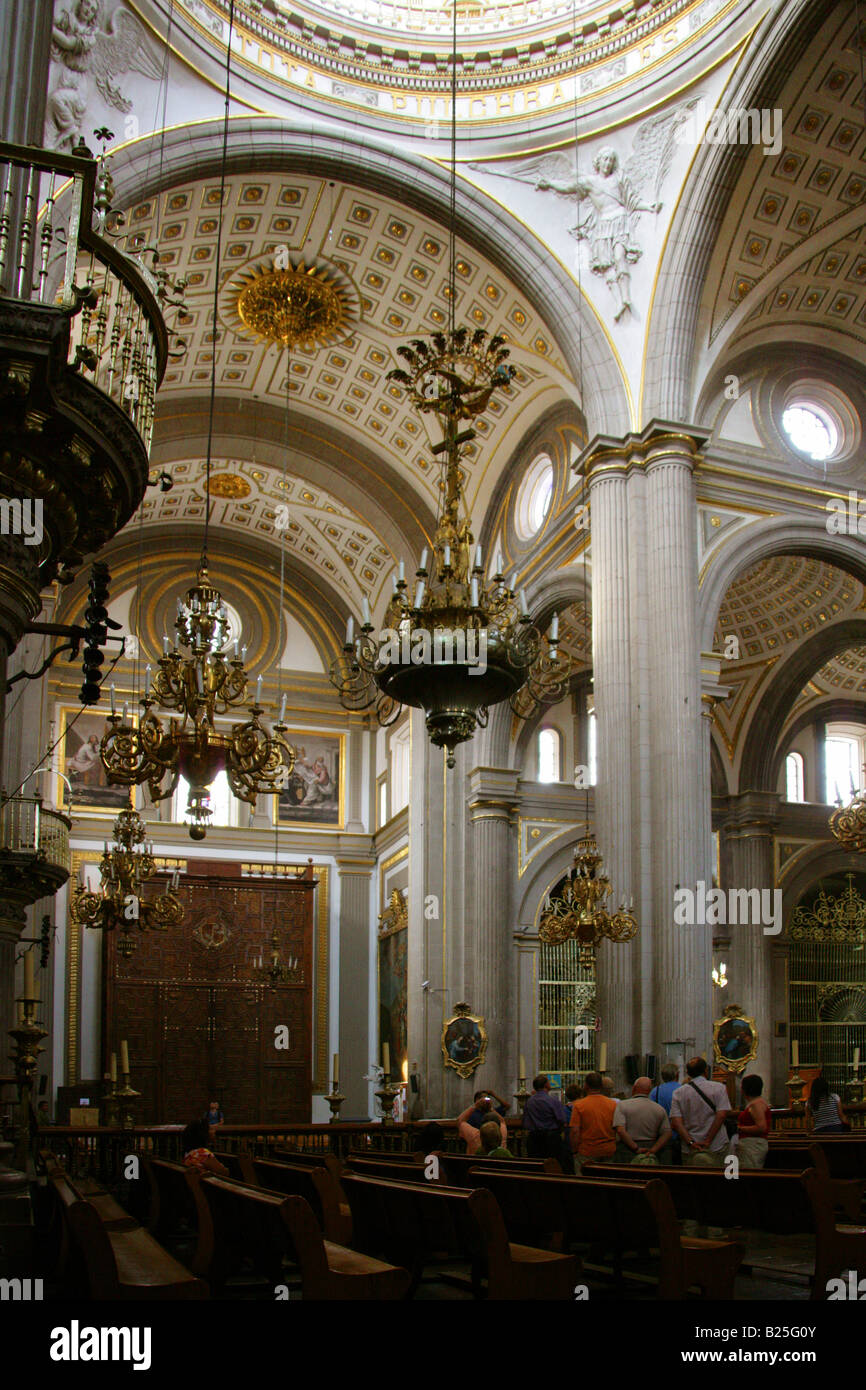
xmin=720 ymin=792 xmax=780 ymax=1094
xmin=586 ymin=447 xmax=635 ymax=1090
xmin=336 ymin=847 xmax=376 ymax=1117
xmin=645 ymin=426 xmax=711 ymax=1053
xmin=466 ymin=768 xmax=519 ymax=1093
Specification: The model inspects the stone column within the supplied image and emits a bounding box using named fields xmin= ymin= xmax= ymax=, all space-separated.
xmin=466 ymin=768 xmax=519 ymax=1095
xmin=585 ymin=442 xmax=636 ymax=1090
xmin=0 ymin=0 xmax=53 ymax=146
xmin=701 ymin=654 xmax=729 ymax=880
xmin=335 ymin=846 xmax=376 ymax=1118
xmin=644 ymin=425 xmax=711 ymax=1055
xmin=720 ymin=791 xmax=780 ymax=1095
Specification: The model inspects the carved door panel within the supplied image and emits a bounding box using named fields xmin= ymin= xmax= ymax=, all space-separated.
xmin=159 ymin=985 xmax=212 ymax=1123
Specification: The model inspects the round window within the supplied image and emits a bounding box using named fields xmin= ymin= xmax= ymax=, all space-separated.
xmin=515 ymin=453 xmax=554 ymax=541
xmin=781 ymin=404 xmax=838 ymax=461
xmin=777 ymin=379 xmax=859 ymax=465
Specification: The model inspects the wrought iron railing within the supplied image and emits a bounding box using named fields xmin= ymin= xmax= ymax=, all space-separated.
xmin=0 ymin=142 xmax=167 ymax=452
xmin=0 ymin=794 xmax=71 ymax=875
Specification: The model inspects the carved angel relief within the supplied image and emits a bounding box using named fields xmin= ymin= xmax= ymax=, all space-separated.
xmin=480 ymin=101 xmax=697 ymax=323
xmin=47 ymin=1 xmax=162 ymax=150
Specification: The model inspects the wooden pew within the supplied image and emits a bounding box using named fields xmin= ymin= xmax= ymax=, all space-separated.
xmin=801 ymin=1166 xmax=866 ymax=1300
xmin=341 ymin=1171 xmax=576 ymax=1300
xmin=51 ymin=1168 xmax=207 ymax=1300
xmin=239 ymin=1155 xmax=351 ymax=1244
xmin=580 ymin=1161 xmax=815 ymax=1234
xmin=343 ymin=1155 xmax=436 ymax=1184
xmin=435 ymin=1151 xmax=562 ymax=1186
xmin=272 ymin=1147 xmax=346 ymax=1182
xmin=768 ymin=1135 xmax=866 ymax=1179
xmin=199 ymin=1176 xmax=409 ymax=1299
xmin=141 ymin=1157 xmax=215 ymax=1279
xmin=466 ymin=1169 xmax=744 ymax=1300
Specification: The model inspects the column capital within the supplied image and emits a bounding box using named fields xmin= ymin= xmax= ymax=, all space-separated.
xmin=468 ymin=766 xmax=520 ymax=817
xmin=577 ymin=420 xmax=712 ymax=486
xmin=721 ymin=790 xmax=782 ymax=834
xmin=701 ymin=650 xmax=731 ymax=715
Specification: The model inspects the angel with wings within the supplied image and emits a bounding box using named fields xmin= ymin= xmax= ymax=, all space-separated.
xmin=47 ymin=0 xmax=162 ymax=150
xmin=488 ymin=103 xmax=696 ymax=322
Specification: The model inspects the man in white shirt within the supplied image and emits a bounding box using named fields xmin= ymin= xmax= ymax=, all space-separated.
xmin=670 ymin=1057 xmax=731 ymax=1167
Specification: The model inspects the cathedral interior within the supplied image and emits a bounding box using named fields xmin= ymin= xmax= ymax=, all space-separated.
xmin=0 ymin=0 xmax=865 ymax=1321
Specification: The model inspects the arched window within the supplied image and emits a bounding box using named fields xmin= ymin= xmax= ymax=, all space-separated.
xmin=537 ymin=727 xmax=561 ymax=783
xmin=825 ymin=723 xmax=866 ymax=804
xmin=785 ymin=751 xmax=804 ymax=803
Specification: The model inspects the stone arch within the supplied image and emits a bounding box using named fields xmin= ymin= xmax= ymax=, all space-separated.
xmin=738 ymin=620 xmax=866 ymax=793
xmin=642 ymin=0 xmax=832 ymax=423
xmin=106 ymin=120 xmax=630 ymax=437
xmin=514 ymin=827 xmax=589 ymax=929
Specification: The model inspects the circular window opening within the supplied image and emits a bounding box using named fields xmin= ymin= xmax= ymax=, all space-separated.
xmin=781 ymin=403 xmax=839 ymax=461
xmin=515 ymin=453 xmax=554 ymax=541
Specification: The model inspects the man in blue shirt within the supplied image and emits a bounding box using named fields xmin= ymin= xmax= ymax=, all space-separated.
xmin=523 ymin=1074 xmax=569 ymax=1163
xmin=466 ymin=1088 xmax=510 ymax=1130
xmin=649 ymin=1064 xmax=680 ymax=1164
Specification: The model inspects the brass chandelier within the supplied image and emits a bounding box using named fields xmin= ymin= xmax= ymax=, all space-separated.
xmin=329 ymin=327 xmax=569 ymax=764
xmin=251 ymin=925 xmax=303 ymax=986
xmin=538 ymin=833 xmax=638 ymax=965
xmin=100 ymin=569 xmax=296 ymax=839
xmin=69 ymin=799 xmax=183 ymax=958
xmin=829 ymin=773 xmax=866 ymax=852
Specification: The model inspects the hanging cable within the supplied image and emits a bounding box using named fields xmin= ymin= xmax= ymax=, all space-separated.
xmin=202 ymin=0 xmax=236 ymax=574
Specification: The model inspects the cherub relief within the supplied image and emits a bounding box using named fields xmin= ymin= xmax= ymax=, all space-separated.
xmin=47 ymin=0 xmax=162 ymax=150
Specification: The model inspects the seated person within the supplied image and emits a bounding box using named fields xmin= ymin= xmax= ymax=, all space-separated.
xmin=182 ymin=1119 xmax=229 ymax=1176
xmin=456 ymin=1102 xmax=507 ymax=1155
xmin=203 ymin=1098 xmax=224 ymax=1140
xmin=479 ymin=1119 xmax=513 ymax=1158
xmin=736 ymin=1074 xmax=771 ymax=1168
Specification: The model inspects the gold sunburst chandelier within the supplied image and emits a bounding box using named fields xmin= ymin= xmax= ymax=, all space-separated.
xmin=227 ymin=259 xmax=354 ymax=351
xmin=538 ymin=834 xmax=638 ymax=965
xmin=69 ymin=800 xmax=183 ymax=958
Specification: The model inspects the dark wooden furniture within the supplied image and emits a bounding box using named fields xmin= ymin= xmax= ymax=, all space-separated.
xmin=801 ymin=1166 xmax=866 ymax=1299
xmin=238 ymin=1155 xmax=351 ymax=1243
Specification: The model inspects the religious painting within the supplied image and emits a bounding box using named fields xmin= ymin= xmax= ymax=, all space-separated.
xmin=60 ymin=708 xmax=130 ymax=814
xmin=277 ymin=731 xmax=343 ymax=826
xmin=442 ymin=1001 xmax=488 ymax=1080
xmin=713 ymin=1005 xmax=758 ymax=1075
xmin=377 ymin=890 xmax=408 ymax=1081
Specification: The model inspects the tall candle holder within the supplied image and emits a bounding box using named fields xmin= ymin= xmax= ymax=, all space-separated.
xmin=114 ymin=1072 xmax=141 ymax=1130
xmin=786 ymin=1069 xmax=805 ymax=1113
xmin=375 ymin=1072 xmax=400 ymax=1125
xmin=324 ymin=1081 xmax=346 ymax=1123
xmin=101 ymin=1081 xmax=121 ymax=1129
xmin=8 ymin=994 xmax=48 ymax=1170
xmin=514 ymin=1076 xmax=530 ymax=1115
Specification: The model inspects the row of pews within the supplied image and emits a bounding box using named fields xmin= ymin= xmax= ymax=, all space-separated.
xmin=37 ymin=1134 xmax=866 ymax=1301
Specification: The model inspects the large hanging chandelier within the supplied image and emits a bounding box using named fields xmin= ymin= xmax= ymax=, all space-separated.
xmin=329 ymin=327 xmax=569 ymax=764
xmin=100 ymin=570 xmax=295 ymax=839
xmin=101 ymin=12 xmax=295 ymax=838
xmin=538 ymin=833 xmax=638 ymax=965
xmin=69 ymin=800 xmax=183 ymax=958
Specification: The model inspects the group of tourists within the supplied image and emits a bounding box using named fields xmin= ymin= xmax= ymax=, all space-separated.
xmin=460 ymin=1060 xmax=850 ymax=1171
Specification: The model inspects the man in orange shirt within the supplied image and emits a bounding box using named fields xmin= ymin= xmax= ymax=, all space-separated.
xmin=569 ymin=1071 xmax=618 ymax=1171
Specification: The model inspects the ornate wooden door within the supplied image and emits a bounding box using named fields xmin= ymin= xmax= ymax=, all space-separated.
xmin=104 ymin=863 xmax=316 ymax=1123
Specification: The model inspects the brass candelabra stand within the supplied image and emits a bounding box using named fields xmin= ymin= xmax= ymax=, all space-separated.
xmin=375 ymin=1072 xmax=400 ymax=1125
xmin=9 ymin=993 xmax=48 ymax=1170
xmin=786 ymin=1069 xmax=805 ymax=1113
xmin=108 ymin=1072 xmax=141 ymax=1130
xmin=514 ymin=1076 xmax=530 ymax=1114
xmin=324 ymin=1076 xmax=346 ymax=1123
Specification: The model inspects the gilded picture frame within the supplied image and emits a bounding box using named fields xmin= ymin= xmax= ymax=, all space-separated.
xmin=59 ymin=706 xmax=132 ymax=816
xmin=277 ymin=730 xmax=345 ymax=828
xmin=442 ymin=1001 xmax=488 ymax=1080
xmin=713 ymin=1004 xmax=758 ymax=1075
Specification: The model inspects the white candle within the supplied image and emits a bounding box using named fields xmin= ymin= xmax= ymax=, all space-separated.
xmin=470 ymin=577 xmax=479 ymax=607
xmin=474 ymin=545 xmax=483 ymax=569
xmin=144 ymin=665 xmax=151 ymax=697
xmin=419 ymin=548 xmax=428 ymax=572
xmin=382 ymin=1041 xmax=390 ymax=1074
xmin=599 ymin=1042 xmax=607 ymax=1072
xmin=256 ymin=675 xmax=263 ymax=704
xmin=110 ymin=684 xmax=116 ymax=714
xmin=279 ymin=694 xmax=287 ymax=723
xmin=362 ymin=597 xmax=371 ymax=625
xmin=346 ymin=615 xmax=354 ymax=645
xmin=413 ymin=580 xmax=425 ymax=608
xmin=23 ymin=950 xmax=34 ymax=1000
xmin=792 ymin=1040 xmax=799 ymax=1069
xmin=443 ymin=544 xmax=451 ymax=568
xmin=519 ymin=588 xmax=529 ymax=615
xmin=120 ymin=1039 xmax=129 ymax=1073
xmin=398 ymin=560 xmax=405 ymax=582
xmin=550 ymin=613 xmax=559 ymax=642
xmin=121 ymin=703 xmax=128 ymax=723
xmin=110 ymin=1053 xmax=117 ymax=1083
xmin=162 ymin=635 xmax=170 ymax=656
xmin=509 ymin=572 xmax=517 ymax=592
xmin=333 ymin=1053 xmax=339 ymax=1085
xmin=495 ymin=551 xmax=504 ymax=576
xmin=519 ymin=1054 xmax=526 ymax=1078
